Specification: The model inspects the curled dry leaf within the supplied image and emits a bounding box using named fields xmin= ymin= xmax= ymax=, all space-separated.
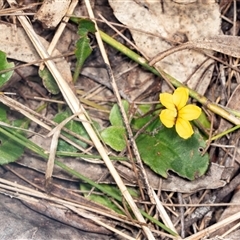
xmin=109 ymin=0 xmax=221 ymax=95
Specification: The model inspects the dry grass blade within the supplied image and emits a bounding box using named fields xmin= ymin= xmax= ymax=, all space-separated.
xmin=45 ymin=113 xmax=80 ymax=183
xmin=152 ymin=191 xmax=177 ymax=233
xmin=66 ymin=205 xmax=136 ymax=240
xmin=0 ymin=3 xmax=40 ymax=16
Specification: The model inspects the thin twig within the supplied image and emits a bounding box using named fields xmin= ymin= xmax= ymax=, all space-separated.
xmin=83 ymin=0 xmax=157 ymax=239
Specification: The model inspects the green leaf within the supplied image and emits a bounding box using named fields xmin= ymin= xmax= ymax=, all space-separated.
xmin=101 ymin=126 xmax=126 ymax=151
xmin=136 ymin=118 xmax=209 ymax=180
xmin=101 ymin=101 xmax=129 ymax=151
xmin=39 ymin=68 xmax=60 ymax=94
xmin=0 ymin=129 xmax=24 ymax=164
xmin=77 ymin=19 xmax=96 ymax=36
xmin=73 ymin=19 xmax=96 ymax=83
xmin=74 ymin=37 xmax=92 ymax=74
xmin=0 ymin=50 xmax=14 ymax=88
xmin=0 ymin=103 xmax=8 ymax=122
xmin=0 ymin=103 xmax=30 ymax=165
xmin=53 ymin=110 xmax=89 ymax=151
xmin=109 ymin=100 xmax=129 ymax=126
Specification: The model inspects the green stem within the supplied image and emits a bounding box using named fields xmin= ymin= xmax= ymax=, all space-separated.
xmin=100 ymin=30 xmax=240 ymax=126
xmin=211 ymin=125 xmax=240 ymax=141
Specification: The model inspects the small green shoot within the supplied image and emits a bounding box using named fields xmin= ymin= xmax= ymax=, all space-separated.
xmin=73 ymin=18 xmax=96 ymax=83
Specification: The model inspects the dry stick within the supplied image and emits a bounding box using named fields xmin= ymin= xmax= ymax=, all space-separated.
xmin=98 ymin=13 xmax=150 ymax=60
xmin=0 ymin=51 xmax=75 ymax=75
xmin=83 ymin=1 xmax=157 ymax=239
xmin=106 ymin=63 xmax=156 ymax=201
xmin=177 ymin=193 xmax=185 ymax=238
xmin=6 ymin=1 xmax=155 ymax=239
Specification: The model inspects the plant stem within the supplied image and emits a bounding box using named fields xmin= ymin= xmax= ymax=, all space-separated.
xmin=100 ymin=30 xmax=240 ymax=126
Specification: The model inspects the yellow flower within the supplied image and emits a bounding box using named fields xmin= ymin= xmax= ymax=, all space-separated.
xmin=159 ymin=87 xmax=201 ymax=139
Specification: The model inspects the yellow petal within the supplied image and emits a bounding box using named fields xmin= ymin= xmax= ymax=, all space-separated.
xmin=178 ymin=104 xmax=201 ymax=121
xmin=175 ymin=117 xmax=194 ymax=139
xmin=160 ymin=109 xmax=177 ymax=128
xmin=173 ymin=87 xmax=189 ymax=110
xmin=159 ymin=93 xmax=175 ymax=111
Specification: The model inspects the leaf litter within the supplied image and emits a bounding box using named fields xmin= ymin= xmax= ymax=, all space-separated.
xmin=0 ymin=0 xmax=240 ymax=239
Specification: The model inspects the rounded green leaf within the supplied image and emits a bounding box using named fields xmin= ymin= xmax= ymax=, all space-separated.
xmin=136 ymin=119 xmax=209 ymax=180
xmin=109 ymin=100 xmax=129 ymax=126
xmin=101 ymin=126 xmax=126 ymax=151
